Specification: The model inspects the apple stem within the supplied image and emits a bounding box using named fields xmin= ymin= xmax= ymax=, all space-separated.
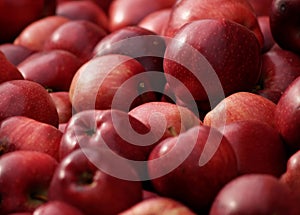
xmin=168 ymin=126 xmax=178 ymax=136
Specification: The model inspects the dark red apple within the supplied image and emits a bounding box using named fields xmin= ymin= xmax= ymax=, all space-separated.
xmin=14 ymin=16 xmax=70 ymax=52
xmin=93 ymin=26 xmax=167 ymax=98
xmin=220 ymin=120 xmax=287 ymax=177
xmin=49 ymin=147 xmax=143 ymax=215
xmin=56 ymin=1 xmax=108 ymax=31
xmin=210 ymin=174 xmax=299 ymax=215
xmin=0 ymin=43 xmax=35 ymax=66
xmin=108 ymin=0 xmax=176 ymax=32
xmin=275 ymin=76 xmax=300 ymax=151
xmin=138 ymin=9 xmax=172 ymax=35
xmin=203 ymin=92 xmax=277 ymax=129
xmin=0 ymin=51 xmax=24 ymax=84
xmin=69 ymin=54 xmax=156 ymax=113
xmin=0 ymin=150 xmax=58 ymax=214
xmin=129 ymin=101 xmax=201 ymax=141
xmin=164 ymin=0 xmax=264 ymax=49
xmin=270 ymin=0 xmax=300 ymax=54
xmin=164 ymin=18 xmax=261 ymax=106
xmin=49 ymin=91 xmax=72 ymax=124
xmin=0 ymin=80 xmax=59 ymax=127
xmin=148 ymin=125 xmax=238 ymax=213
xmin=257 ymin=45 xmax=300 ymax=103
xmin=17 ymin=49 xmax=82 ymax=91
xmin=0 ymin=116 xmax=63 ymax=160
xmin=0 ymin=0 xmax=56 ymax=43
xmin=280 ymin=150 xmax=300 ymax=201
xmin=120 ymin=197 xmax=196 ymax=215
xmin=33 ymin=201 xmax=84 ymax=215
xmin=43 ymin=20 xmax=107 ymax=63
xmin=59 ymin=109 xmax=157 ymax=164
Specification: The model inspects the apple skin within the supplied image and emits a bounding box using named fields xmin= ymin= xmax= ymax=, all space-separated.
xmin=93 ymin=26 xmax=167 ymax=99
xmin=0 ymin=0 xmax=56 ymax=43
xmin=164 ymin=18 xmax=261 ymax=105
xmin=138 ymin=9 xmax=172 ymax=35
xmin=270 ymin=0 xmax=300 ymax=54
xmin=43 ymin=20 xmax=107 ymax=63
xmin=0 ymin=43 xmax=35 ymax=66
xmin=258 ymin=16 xmax=275 ymax=52
xmin=69 ymin=54 xmax=156 ymax=113
xmin=257 ymin=45 xmax=300 ymax=104
xmin=148 ymin=125 xmax=238 ymax=213
xmin=33 ymin=201 xmax=84 ymax=215
xmin=14 ymin=16 xmax=70 ymax=52
xmin=108 ymin=0 xmax=176 ymax=32
xmin=247 ymin=0 xmax=273 ymax=16
xmin=203 ymin=92 xmax=277 ymax=129
xmin=219 ymin=120 xmax=287 ymax=177
xmin=0 ymin=116 xmax=63 ymax=160
xmin=120 ymin=197 xmax=197 ymax=215
xmin=56 ymin=1 xmax=109 ymax=31
xmin=0 ymin=80 xmax=59 ymax=127
xmin=48 ymin=147 xmax=143 ymax=215
xmin=0 ymin=51 xmax=24 ymax=84
xmin=129 ymin=101 xmax=201 ymax=141
xmin=209 ymin=174 xmax=299 ymax=215
xmin=164 ymin=0 xmax=264 ymax=49
xmin=56 ymin=0 xmax=113 ymax=14
xmin=59 ymin=109 xmax=157 ymax=162
xmin=49 ymin=91 xmax=72 ymax=124
xmin=17 ymin=50 xmax=82 ymax=92
xmin=275 ymin=76 xmax=300 ymax=151
xmin=0 ymin=150 xmax=58 ymax=214
xmin=280 ymin=150 xmax=300 ymax=201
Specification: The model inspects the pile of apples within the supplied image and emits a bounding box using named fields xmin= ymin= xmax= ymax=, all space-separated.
xmin=1 ymin=0 xmax=300 ymax=214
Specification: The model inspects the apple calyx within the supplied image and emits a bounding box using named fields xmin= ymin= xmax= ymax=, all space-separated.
xmin=27 ymin=189 xmax=48 ymax=209
xmin=78 ymin=171 xmax=94 ymax=185
xmin=0 ymin=138 xmax=15 ymax=155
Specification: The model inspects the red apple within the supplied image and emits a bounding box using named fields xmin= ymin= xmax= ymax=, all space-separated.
xmin=7 ymin=213 xmax=31 ymax=215
xmin=0 ymin=116 xmax=63 ymax=160
xmin=280 ymin=150 xmax=300 ymax=201
xmin=138 ymin=9 xmax=172 ymax=35
xmin=49 ymin=147 xmax=143 ymax=215
xmin=43 ymin=20 xmax=107 ymax=63
xmin=164 ymin=0 xmax=264 ymax=49
xmin=256 ymin=45 xmax=300 ymax=103
xmin=0 ymin=0 xmax=56 ymax=43
xmin=275 ymin=76 xmax=300 ymax=151
xmin=14 ymin=16 xmax=70 ymax=52
xmin=108 ymin=0 xmax=176 ymax=32
xmin=33 ymin=201 xmax=84 ymax=215
xmin=219 ymin=120 xmax=287 ymax=177
xmin=0 ymin=80 xmax=59 ymax=127
xmin=17 ymin=49 xmax=82 ymax=91
xmin=210 ymin=174 xmax=299 ymax=215
xmin=164 ymin=18 xmax=261 ymax=106
xmin=56 ymin=0 xmax=113 ymax=14
xmin=129 ymin=101 xmax=201 ymax=141
xmin=203 ymin=92 xmax=277 ymax=129
xmin=69 ymin=54 xmax=156 ymax=113
xmin=56 ymin=1 xmax=109 ymax=31
xmin=49 ymin=91 xmax=72 ymax=124
xmin=0 ymin=43 xmax=35 ymax=66
xmin=93 ymin=26 xmax=167 ymax=98
xmin=120 ymin=197 xmax=196 ymax=215
xmin=148 ymin=125 xmax=238 ymax=213
xmin=270 ymin=0 xmax=300 ymax=54
xmin=0 ymin=51 xmax=24 ymax=84
xmin=247 ymin=0 xmax=273 ymax=16
xmin=0 ymin=150 xmax=58 ymax=214
xmin=59 ymin=109 xmax=157 ymax=164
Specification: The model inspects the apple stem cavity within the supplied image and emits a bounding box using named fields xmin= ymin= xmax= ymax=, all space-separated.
xmin=78 ymin=171 xmax=94 ymax=185
xmin=168 ymin=126 xmax=178 ymax=137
